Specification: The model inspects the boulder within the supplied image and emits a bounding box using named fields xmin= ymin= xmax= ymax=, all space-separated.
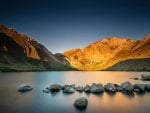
xmin=84 ymin=85 xmax=90 ymax=92
xmin=134 ymin=84 xmax=145 ymax=92
xmin=62 ymin=84 xmax=75 ymax=90
xmin=141 ymin=74 xmax=150 ymax=81
xmin=74 ymin=97 xmax=88 ymax=109
xmin=49 ymin=84 xmax=61 ymax=92
xmin=76 ymin=86 xmax=84 ymax=92
xmin=63 ymin=87 xmax=75 ymax=93
xmin=90 ymin=83 xmax=104 ymax=93
xmin=18 ymin=84 xmax=33 ymax=92
xmin=145 ymin=84 xmax=150 ymax=91
xmin=104 ymin=83 xmax=116 ymax=92
xmin=121 ymin=81 xmax=134 ymax=92
xmin=114 ymin=84 xmax=123 ymax=91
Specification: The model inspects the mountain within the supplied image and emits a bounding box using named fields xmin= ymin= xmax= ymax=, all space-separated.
xmin=1 ymin=24 xmax=150 ymax=71
xmin=0 ymin=25 xmax=73 ymax=71
xmin=63 ymin=35 xmax=150 ymax=70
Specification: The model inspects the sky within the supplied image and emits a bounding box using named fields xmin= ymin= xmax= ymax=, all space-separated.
xmin=0 ymin=0 xmax=150 ymax=53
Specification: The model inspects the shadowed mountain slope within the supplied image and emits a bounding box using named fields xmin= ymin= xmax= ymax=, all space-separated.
xmin=0 ymin=25 xmax=73 ymax=71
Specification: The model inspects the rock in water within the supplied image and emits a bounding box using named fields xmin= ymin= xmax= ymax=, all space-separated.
xmin=130 ymin=77 xmax=139 ymax=80
xmin=145 ymin=84 xmax=150 ymax=91
xmin=62 ymin=84 xmax=75 ymax=90
xmin=121 ymin=81 xmax=134 ymax=92
xmin=76 ymin=86 xmax=84 ymax=92
xmin=74 ymin=97 xmax=88 ymax=109
xmin=43 ymin=88 xmax=50 ymax=93
xmin=18 ymin=84 xmax=33 ymax=92
xmin=104 ymin=83 xmax=116 ymax=92
xmin=49 ymin=84 xmax=61 ymax=92
xmin=63 ymin=87 xmax=75 ymax=93
xmin=141 ymin=74 xmax=150 ymax=81
xmin=84 ymin=85 xmax=90 ymax=92
xmin=134 ymin=84 xmax=145 ymax=92
xmin=90 ymin=83 xmax=104 ymax=93
xmin=114 ymin=84 xmax=123 ymax=91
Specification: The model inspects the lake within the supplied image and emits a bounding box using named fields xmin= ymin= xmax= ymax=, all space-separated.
xmin=0 ymin=71 xmax=150 ymax=113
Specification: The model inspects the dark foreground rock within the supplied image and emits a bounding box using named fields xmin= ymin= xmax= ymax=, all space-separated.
xmin=141 ymin=74 xmax=150 ymax=81
xmin=74 ymin=97 xmax=88 ymax=109
xmin=145 ymin=84 xmax=150 ymax=91
xmin=49 ymin=84 xmax=62 ymax=92
xmin=18 ymin=84 xmax=33 ymax=92
xmin=121 ymin=81 xmax=134 ymax=92
xmin=134 ymin=84 xmax=145 ymax=92
xmin=90 ymin=83 xmax=104 ymax=93
xmin=104 ymin=83 xmax=116 ymax=92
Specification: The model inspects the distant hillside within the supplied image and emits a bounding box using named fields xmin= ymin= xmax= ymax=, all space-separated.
xmin=0 ymin=25 xmax=73 ymax=71
xmin=104 ymin=58 xmax=150 ymax=71
xmin=63 ymin=35 xmax=150 ymax=71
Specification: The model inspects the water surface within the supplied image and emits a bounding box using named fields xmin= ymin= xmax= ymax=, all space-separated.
xmin=0 ymin=71 xmax=150 ymax=113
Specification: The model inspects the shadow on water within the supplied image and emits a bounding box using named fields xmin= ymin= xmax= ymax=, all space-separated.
xmin=84 ymin=92 xmax=91 ymax=97
xmin=105 ymin=91 xmax=116 ymax=97
xmin=50 ymin=91 xmax=60 ymax=96
xmin=74 ymin=107 xmax=87 ymax=113
xmin=135 ymin=91 xmax=146 ymax=96
xmin=90 ymin=92 xmax=104 ymax=97
xmin=121 ymin=91 xmax=135 ymax=98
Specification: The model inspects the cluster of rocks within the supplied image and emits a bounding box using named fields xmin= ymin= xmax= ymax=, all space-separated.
xmin=42 ymin=82 xmax=150 ymax=95
xmin=130 ymin=74 xmax=150 ymax=81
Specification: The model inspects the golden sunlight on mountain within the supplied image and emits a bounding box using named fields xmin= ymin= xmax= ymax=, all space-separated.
xmin=63 ymin=35 xmax=150 ymax=70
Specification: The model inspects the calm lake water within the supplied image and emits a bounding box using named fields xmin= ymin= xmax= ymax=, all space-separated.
xmin=0 ymin=71 xmax=150 ymax=113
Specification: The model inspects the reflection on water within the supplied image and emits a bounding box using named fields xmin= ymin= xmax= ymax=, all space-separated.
xmin=0 ymin=71 xmax=150 ymax=113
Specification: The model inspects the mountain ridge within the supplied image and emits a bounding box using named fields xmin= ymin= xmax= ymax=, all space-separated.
xmin=63 ymin=35 xmax=150 ymax=70
xmin=0 ymin=25 xmax=73 ymax=71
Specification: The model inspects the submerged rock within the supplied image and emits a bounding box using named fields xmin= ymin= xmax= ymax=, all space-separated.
xmin=130 ymin=77 xmax=139 ymax=80
xmin=121 ymin=81 xmax=134 ymax=92
xmin=49 ymin=84 xmax=62 ymax=92
xmin=134 ymin=84 xmax=145 ymax=92
xmin=90 ymin=83 xmax=104 ymax=93
xmin=43 ymin=88 xmax=50 ymax=93
xmin=141 ymin=74 xmax=150 ymax=81
xmin=63 ymin=87 xmax=75 ymax=93
xmin=74 ymin=97 xmax=88 ymax=109
xmin=18 ymin=84 xmax=33 ymax=92
xmin=104 ymin=83 xmax=116 ymax=92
